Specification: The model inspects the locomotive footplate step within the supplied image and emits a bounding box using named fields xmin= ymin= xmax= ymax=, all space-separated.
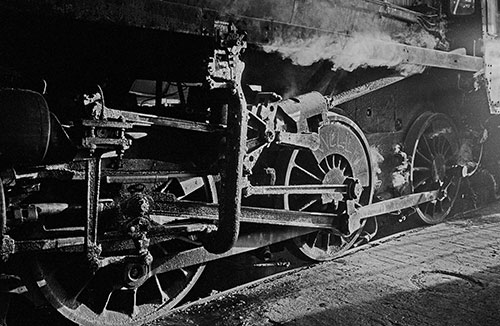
xmin=161 ymin=201 xmax=500 ymax=326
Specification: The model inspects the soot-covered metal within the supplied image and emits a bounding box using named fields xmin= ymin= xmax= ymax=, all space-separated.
xmin=0 ymin=1 xmax=499 ymax=326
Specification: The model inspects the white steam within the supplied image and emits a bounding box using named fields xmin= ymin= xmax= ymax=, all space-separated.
xmin=263 ymin=30 xmax=438 ymax=76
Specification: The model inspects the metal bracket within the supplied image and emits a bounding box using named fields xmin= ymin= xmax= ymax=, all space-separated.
xmin=81 ymin=119 xmax=133 ymax=157
xmin=276 ymin=131 xmax=320 ymax=151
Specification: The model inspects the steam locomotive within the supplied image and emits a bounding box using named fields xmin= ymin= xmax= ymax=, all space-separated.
xmin=0 ymin=0 xmax=497 ymax=325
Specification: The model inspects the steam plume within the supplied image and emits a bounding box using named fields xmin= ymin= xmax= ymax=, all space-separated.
xmin=262 ymin=30 xmax=437 ymax=76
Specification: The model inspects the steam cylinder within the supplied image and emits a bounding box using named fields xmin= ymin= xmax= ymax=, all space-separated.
xmin=0 ymin=89 xmax=51 ymax=166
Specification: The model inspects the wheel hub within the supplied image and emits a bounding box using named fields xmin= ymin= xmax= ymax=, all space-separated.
xmin=123 ymin=262 xmax=150 ymax=289
xmin=321 ymin=165 xmax=346 ymax=205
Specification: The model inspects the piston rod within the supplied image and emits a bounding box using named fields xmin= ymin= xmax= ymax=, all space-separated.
xmin=154 ymin=189 xmax=441 ymax=230
xmin=244 ymin=184 xmax=348 ymax=196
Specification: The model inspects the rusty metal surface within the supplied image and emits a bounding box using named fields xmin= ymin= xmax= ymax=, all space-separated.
xmin=276 ymin=131 xmax=321 ymax=150
xmin=152 ymin=226 xmax=315 ymax=272
xmin=378 ymin=41 xmax=483 ymax=72
xmin=348 ymin=190 xmax=440 ymax=232
xmin=0 ymin=0 xmax=481 ymax=74
xmin=274 ymin=91 xmax=328 ymax=132
xmin=85 ymin=158 xmax=101 ymax=263
xmin=0 ymin=0 xmax=416 ymax=39
xmin=245 ymin=184 xmax=348 ymax=196
xmin=328 ymin=75 xmax=407 ymax=107
xmin=154 ymin=201 xmax=337 ymax=229
xmin=11 ymin=223 xmax=211 ymax=254
xmin=101 ymin=107 xmax=224 ymax=133
xmin=201 ymin=94 xmax=247 ymax=254
xmin=0 ymin=177 xmax=8 ymax=262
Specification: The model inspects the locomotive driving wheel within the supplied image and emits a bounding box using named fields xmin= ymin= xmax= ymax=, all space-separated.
xmin=284 ymin=114 xmax=374 ymax=261
xmin=30 ymin=176 xmax=216 ymax=326
xmin=405 ymin=112 xmax=461 ymax=224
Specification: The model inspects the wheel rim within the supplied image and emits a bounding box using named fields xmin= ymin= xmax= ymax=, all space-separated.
xmin=405 ymin=112 xmax=461 ymax=224
xmin=285 ymin=115 xmax=373 ymax=261
xmin=32 ymin=252 xmax=204 ymax=326
xmin=31 ymin=176 xmax=216 ymax=326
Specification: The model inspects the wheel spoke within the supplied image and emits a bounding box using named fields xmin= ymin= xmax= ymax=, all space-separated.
xmin=131 ymin=290 xmax=138 ymax=317
xmin=430 ymin=202 xmax=436 ymax=217
xmin=293 ymin=163 xmax=322 ymax=182
xmin=442 ymin=142 xmax=451 ymax=156
xmin=308 ymin=233 xmax=320 ymax=248
xmin=98 ymin=289 xmax=114 ymax=315
xmin=298 ymin=197 xmax=321 ymax=211
xmin=432 ymin=136 xmax=439 ymax=155
xmin=439 ymin=137 xmax=448 ymax=155
xmin=333 ymin=155 xmax=340 ymax=169
xmin=326 ymin=233 xmax=334 ymax=252
xmin=325 ymin=156 xmax=333 ymax=170
xmin=321 ymin=233 xmax=329 ymax=251
xmin=413 ymin=166 xmax=431 ymax=172
xmin=318 ymin=163 xmax=328 ymax=175
xmin=433 ymin=136 xmax=441 ymax=154
xmin=416 ymin=148 xmax=432 ymax=164
xmin=424 ymin=202 xmax=432 ymax=215
xmin=437 ymin=199 xmax=444 ymax=213
xmin=67 ymin=275 xmax=93 ymax=305
xmin=422 ymin=135 xmax=435 ymax=158
xmin=154 ymin=275 xmax=170 ymax=303
xmin=414 ymin=176 xmax=430 ymax=190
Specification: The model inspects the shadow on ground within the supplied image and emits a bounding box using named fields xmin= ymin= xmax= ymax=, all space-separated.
xmin=269 ymin=265 xmax=500 ymax=326
xmin=164 ymin=263 xmax=500 ymax=326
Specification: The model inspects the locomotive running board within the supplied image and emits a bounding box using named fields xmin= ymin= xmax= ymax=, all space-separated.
xmin=152 ymin=189 xmax=440 ymax=230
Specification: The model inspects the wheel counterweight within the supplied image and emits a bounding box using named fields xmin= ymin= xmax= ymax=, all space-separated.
xmin=283 ymin=114 xmax=374 ymax=261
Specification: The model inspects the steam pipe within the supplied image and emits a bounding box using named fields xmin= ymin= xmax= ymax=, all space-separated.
xmin=202 ymin=87 xmax=248 ymax=254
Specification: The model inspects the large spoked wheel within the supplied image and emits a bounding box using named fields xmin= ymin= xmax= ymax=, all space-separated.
xmin=30 ymin=176 xmax=216 ymax=326
xmin=405 ymin=112 xmax=461 ymax=224
xmin=285 ymin=115 xmax=374 ymax=261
